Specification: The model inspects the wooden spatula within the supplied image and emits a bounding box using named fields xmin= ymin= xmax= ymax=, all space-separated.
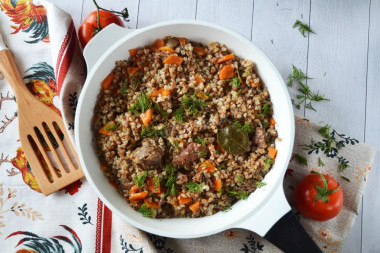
xmin=0 ymin=36 xmax=84 ymax=196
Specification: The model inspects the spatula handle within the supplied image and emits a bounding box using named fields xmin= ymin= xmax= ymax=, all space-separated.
xmin=0 ymin=50 xmax=36 ymax=105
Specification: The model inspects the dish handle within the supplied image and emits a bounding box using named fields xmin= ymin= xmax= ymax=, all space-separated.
xmin=236 ymin=185 xmax=322 ymax=253
xmin=83 ymin=24 xmax=135 ymax=72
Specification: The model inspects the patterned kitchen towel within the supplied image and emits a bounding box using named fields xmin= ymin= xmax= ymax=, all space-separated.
xmin=0 ymin=1 xmax=376 ymax=253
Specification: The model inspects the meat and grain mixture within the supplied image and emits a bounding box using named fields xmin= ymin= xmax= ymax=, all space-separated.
xmin=93 ymin=37 xmax=278 ymax=218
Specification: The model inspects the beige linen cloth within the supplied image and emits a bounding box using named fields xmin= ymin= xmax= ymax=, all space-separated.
xmin=134 ymin=116 xmax=377 ymax=253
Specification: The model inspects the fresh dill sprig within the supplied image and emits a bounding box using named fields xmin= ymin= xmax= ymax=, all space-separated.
xmin=294 ymin=153 xmax=308 ymax=165
xmin=228 ymin=190 xmax=249 ymax=200
xmin=186 ymin=182 xmax=203 ymax=192
xmin=231 ymin=77 xmax=241 ymax=88
xmin=154 ymin=102 xmax=168 ymax=120
xmin=165 ymin=165 xmax=176 ymax=196
xmin=262 ymin=103 xmax=271 ymax=115
xmin=288 ymin=65 xmax=329 ymax=112
xmin=133 ymin=172 xmax=147 ymax=188
xmin=138 ymin=204 xmax=153 ymax=217
xmin=256 ymin=181 xmax=267 ymax=188
xmin=236 ymin=175 xmax=244 ymax=184
xmin=174 ymin=108 xmax=185 ymax=122
xmin=197 ymin=150 xmax=208 ymax=158
xmin=140 ymin=126 xmax=165 ymax=138
xmin=293 ymin=20 xmax=315 ymax=37
xmin=264 ymin=159 xmax=273 ymax=170
xmin=194 ymin=137 xmax=206 ymax=146
xmin=287 ymin=65 xmax=311 ymax=88
xmin=318 ymin=157 xmax=325 ymax=167
xmin=232 ymin=120 xmax=253 ymax=133
xmin=128 ymin=92 xmax=152 ymax=115
xmin=121 ymin=83 xmax=128 ymax=96
xmin=223 ymin=205 xmax=232 ymax=212
xmin=182 ymin=93 xmax=208 ymax=115
xmin=104 ymin=121 xmax=119 ymax=131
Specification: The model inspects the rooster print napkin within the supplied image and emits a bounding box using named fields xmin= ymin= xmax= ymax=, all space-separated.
xmin=0 ymin=1 xmax=376 ymax=253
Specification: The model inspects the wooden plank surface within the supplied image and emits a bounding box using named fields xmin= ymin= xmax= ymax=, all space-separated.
xmin=305 ymin=1 xmax=371 ymax=251
xmin=251 ymin=0 xmax=311 ymax=115
xmin=362 ymin=0 xmax=380 ymax=252
xmin=45 ymin=0 xmax=380 ymax=251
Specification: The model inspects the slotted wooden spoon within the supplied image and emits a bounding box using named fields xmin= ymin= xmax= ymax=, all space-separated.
xmin=0 ymin=34 xmax=84 ymax=195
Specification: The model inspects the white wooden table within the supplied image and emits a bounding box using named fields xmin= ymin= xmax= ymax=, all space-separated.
xmin=49 ymin=0 xmax=380 ymax=252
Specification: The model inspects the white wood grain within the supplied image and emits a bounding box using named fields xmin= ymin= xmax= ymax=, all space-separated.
xmin=46 ymin=0 xmax=84 ymax=30
xmin=196 ymin=0 xmax=254 ymax=40
xmin=137 ymin=0 xmax=197 ymax=28
xmin=81 ymin=0 xmax=140 ymax=28
xmin=362 ymin=0 xmax=380 ymax=252
xmin=251 ymin=0 xmax=311 ymax=116
xmin=305 ymin=1 xmax=371 ymax=252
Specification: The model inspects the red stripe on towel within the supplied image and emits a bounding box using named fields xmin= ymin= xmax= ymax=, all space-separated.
xmin=102 ymin=203 xmax=113 ymax=253
xmin=95 ymin=198 xmax=103 ymax=253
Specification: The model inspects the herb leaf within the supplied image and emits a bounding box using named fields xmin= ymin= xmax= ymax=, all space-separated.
xmin=121 ymin=83 xmax=128 ymax=96
xmin=228 ymin=190 xmax=249 ymax=200
xmin=182 ymin=93 xmax=208 ymax=115
xmin=104 ymin=121 xmax=119 ymax=131
xmin=138 ymin=92 xmax=152 ymax=113
xmin=154 ymin=102 xmax=168 ymax=120
xmin=232 ymin=120 xmax=253 ymax=133
xmin=264 ymin=158 xmax=273 ymax=170
xmin=138 ymin=204 xmax=153 ymax=217
xmin=174 ymin=108 xmax=185 ymax=122
xmin=197 ymin=150 xmax=208 ymax=158
xmin=236 ymin=175 xmax=244 ymax=184
xmin=256 ymin=181 xmax=266 ymax=188
xmin=186 ymin=182 xmax=203 ymax=192
xmin=318 ymin=157 xmax=325 ymax=167
xmin=262 ymin=103 xmax=271 ymax=115
xmin=294 ymin=153 xmax=308 ymax=165
xmin=223 ymin=205 xmax=232 ymax=212
xmin=140 ymin=126 xmax=165 ymax=138
xmin=293 ymin=19 xmax=315 ymax=37
xmin=165 ymin=165 xmax=176 ymax=196
xmin=287 ymin=65 xmax=310 ymax=88
xmin=341 ymin=176 xmax=350 ymax=182
xmin=231 ymin=77 xmax=241 ymax=88
xmin=133 ymin=172 xmax=148 ymax=188
xmin=194 ymin=137 xmax=206 ymax=146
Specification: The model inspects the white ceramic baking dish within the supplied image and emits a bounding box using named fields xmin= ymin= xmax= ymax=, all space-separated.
xmin=75 ymin=20 xmax=322 ymax=252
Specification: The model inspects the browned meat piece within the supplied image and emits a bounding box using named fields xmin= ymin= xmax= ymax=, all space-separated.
xmin=253 ymin=127 xmax=267 ymax=148
xmin=173 ymin=143 xmax=206 ymax=166
xmin=131 ymin=138 xmax=164 ymax=169
xmin=192 ymin=170 xmax=203 ymax=183
xmin=176 ymin=172 xmax=188 ymax=185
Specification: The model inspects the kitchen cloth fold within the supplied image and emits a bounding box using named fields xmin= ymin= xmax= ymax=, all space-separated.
xmin=0 ymin=1 xmax=376 ymax=252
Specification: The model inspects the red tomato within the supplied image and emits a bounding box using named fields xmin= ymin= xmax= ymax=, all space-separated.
xmin=78 ymin=10 xmax=125 ymax=48
xmin=293 ymin=171 xmax=343 ymax=221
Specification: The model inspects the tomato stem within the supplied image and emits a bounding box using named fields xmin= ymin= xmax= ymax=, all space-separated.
xmin=92 ymin=0 xmax=130 ymax=33
xmin=311 ymin=171 xmax=340 ymax=203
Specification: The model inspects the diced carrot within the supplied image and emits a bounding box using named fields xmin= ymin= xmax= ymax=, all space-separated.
xmin=198 ymin=160 xmax=216 ymax=173
xmin=129 ymin=191 xmax=148 ymax=201
xmin=129 ymin=48 xmax=138 ymax=57
xmin=150 ymin=88 xmax=171 ymax=97
xmin=189 ymin=201 xmax=200 ymax=213
xmin=130 ymin=199 xmax=142 ymax=208
xmin=193 ymin=46 xmax=207 ymax=56
xmin=140 ymin=109 xmax=152 ymax=125
xmin=179 ymin=195 xmax=192 ymax=205
xmin=269 ymin=117 xmax=276 ymax=126
xmin=129 ymin=185 xmax=139 ymax=194
xmin=213 ymin=178 xmax=222 ymax=191
xmin=194 ymin=73 xmax=204 ymax=85
xmin=99 ymin=161 xmax=107 ymax=172
xmin=219 ymin=64 xmax=235 ymax=80
xmin=152 ymin=39 xmax=165 ymax=49
xmin=178 ymin=37 xmax=186 ymax=45
xmin=108 ymin=179 xmax=117 ymax=188
xmin=217 ymin=53 xmax=234 ymax=64
xmin=147 ymin=177 xmax=161 ymax=194
xmin=92 ymin=115 xmax=98 ymax=126
xmin=102 ymin=72 xmax=114 ymax=90
xmin=268 ymin=147 xmax=278 ymax=159
xmin=163 ymin=55 xmax=184 ymax=65
xmin=195 ymin=91 xmax=208 ymax=100
xmin=99 ymin=121 xmax=117 ymax=136
xmin=144 ymin=199 xmax=160 ymax=208
xmin=127 ymin=67 xmax=139 ymax=75
xmin=251 ymin=81 xmax=261 ymax=88
xmin=159 ymin=46 xmax=176 ymax=53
